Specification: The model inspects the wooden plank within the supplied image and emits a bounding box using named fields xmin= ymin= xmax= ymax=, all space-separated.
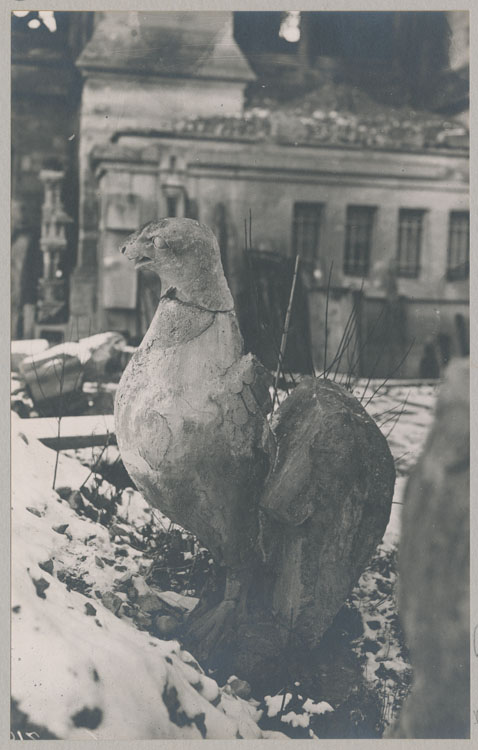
xmin=17 ymin=414 xmax=116 ymax=450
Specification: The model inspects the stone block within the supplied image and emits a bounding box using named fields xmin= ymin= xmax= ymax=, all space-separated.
xmin=11 ymin=339 xmax=49 ymax=373
xmin=20 ymin=342 xmax=84 ymax=405
xmin=392 ymin=358 xmax=469 ymax=738
xmin=20 ymin=332 xmax=126 ymax=408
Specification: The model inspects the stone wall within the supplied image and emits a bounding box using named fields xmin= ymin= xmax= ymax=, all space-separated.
xmin=359 ymin=296 xmax=469 ymax=379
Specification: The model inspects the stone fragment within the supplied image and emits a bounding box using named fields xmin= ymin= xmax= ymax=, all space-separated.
xmin=38 ymin=559 xmax=54 ymax=575
xmin=128 ymin=574 xmax=152 ymax=600
xmin=137 ymin=592 xmax=164 ymax=614
xmin=392 ymin=359 xmax=469 ymax=739
xmin=20 ymin=343 xmax=84 ymax=405
xmin=52 ymin=524 xmax=69 ymax=535
xmin=134 ymin=611 xmax=153 ymax=630
xmin=153 ymin=614 xmax=181 ymax=639
xmin=79 ymin=332 xmax=126 ymax=381
xmin=26 ymin=507 xmax=42 ymax=518
xmin=56 ymin=486 xmax=73 ymax=500
xmin=101 ymin=592 xmax=123 ymax=616
xmin=109 ymin=524 xmax=131 ymax=540
xmin=11 ymin=339 xmax=49 ymax=372
xmin=19 ymin=331 xmax=126 ymax=408
xmin=155 ymin=590 xmax=199 ymax=615
xmin=228 ymin=678 xmax=252 ymax=700
xmin=120 ymin=603 xmax=134 ymax=618
xmin=32 ymin=577 xmax=50 ymax=599
xmin=65 ymin=491 xmax=84 ymax=512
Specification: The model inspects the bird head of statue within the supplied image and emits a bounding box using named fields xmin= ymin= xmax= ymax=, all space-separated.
xmin=120 ymin=217 xmax=234 ymax=312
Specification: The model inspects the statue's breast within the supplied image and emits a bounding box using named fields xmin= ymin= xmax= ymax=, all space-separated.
xmin=114 ymin=302 xmax=245 ymax=476
xmin=114 ymin=299 xmax=272 ymax=560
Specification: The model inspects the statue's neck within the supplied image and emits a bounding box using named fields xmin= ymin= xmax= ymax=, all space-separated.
xmin=139 ymin=294 xmax=225 ymax=352
xmin=152 ymin=265 xmax=235 ymax=314
xmin=161 ymin=284 xmax=232 ymax=313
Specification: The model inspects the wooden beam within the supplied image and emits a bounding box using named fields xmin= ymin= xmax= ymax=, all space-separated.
xmin=16 ymin=414 xmax=116 ymax=450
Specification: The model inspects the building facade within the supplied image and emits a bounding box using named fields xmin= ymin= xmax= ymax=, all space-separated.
xmin=11 ymin=10 xmax=470 ymax=377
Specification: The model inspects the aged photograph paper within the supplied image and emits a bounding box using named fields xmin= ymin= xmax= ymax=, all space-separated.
xmin=8 ymin=4 xmax=472 ymax=744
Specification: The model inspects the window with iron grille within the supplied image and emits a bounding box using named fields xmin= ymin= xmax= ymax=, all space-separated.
xmin=396 ymin=209 xmax=425 ymax=278
xmin=292 ymin=203 xmax=323 ymax=265
xmin=447 ymin=211 xmax=469 ymax=281
xmin=343 ymin=205 xmax=376 ymax=276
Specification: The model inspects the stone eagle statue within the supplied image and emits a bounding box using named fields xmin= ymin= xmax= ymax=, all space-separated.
xmin=115 ymin=218 xmax=395 ymax=685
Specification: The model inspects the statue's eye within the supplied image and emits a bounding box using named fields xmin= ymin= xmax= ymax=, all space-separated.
xmin=153 ymin=236 xmax=169 ymax=250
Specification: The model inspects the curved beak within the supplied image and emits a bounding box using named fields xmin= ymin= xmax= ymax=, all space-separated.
xmin=119 ymin=231 xmax=154 ymax=270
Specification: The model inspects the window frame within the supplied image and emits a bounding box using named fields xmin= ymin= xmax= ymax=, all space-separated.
xmin=396 ymin=208 xmax=426 ymax=279
xmin=447 ymin=210 xmax=469 ymax=282
xmin=291 ymin=202 xmax=324 ymax=267
xmin=343 ymin=204 xmax=376 ymax=277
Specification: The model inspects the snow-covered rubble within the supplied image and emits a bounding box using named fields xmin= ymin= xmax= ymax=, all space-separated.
xmin=264 ymin=692 xmax=334 ymax=730
xmin=11 ymin=416 xmax=281 ymax=739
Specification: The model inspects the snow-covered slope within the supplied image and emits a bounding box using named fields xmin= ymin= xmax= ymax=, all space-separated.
xmin=11 ymin=416 xmax=280 ymax=740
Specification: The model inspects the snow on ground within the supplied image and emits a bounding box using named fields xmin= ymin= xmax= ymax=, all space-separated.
xmin=264 ymin=693 xmax=334 ymax=732
xmin=11 ymin=414 xmax=281 ymax=739
xmin=359 ymin=383 xmax=437 ymax=473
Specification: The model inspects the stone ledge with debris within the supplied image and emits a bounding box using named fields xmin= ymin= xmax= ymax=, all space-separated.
xmin=11 ymin=416 xmax=284 ymax=740
xmin=166 ymin=108 xmax=468 ymax=151
xmin=98 ymin=87 xmax=469 ymax=154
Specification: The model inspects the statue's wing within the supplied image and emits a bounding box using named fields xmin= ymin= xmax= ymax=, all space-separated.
xmin=261 ymin=377 xmax=395 ymax=529
xmin=221 ymin=353 xmax=271 ymax=421
xmin=214 ymin=352 xmax=274 ymax=478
